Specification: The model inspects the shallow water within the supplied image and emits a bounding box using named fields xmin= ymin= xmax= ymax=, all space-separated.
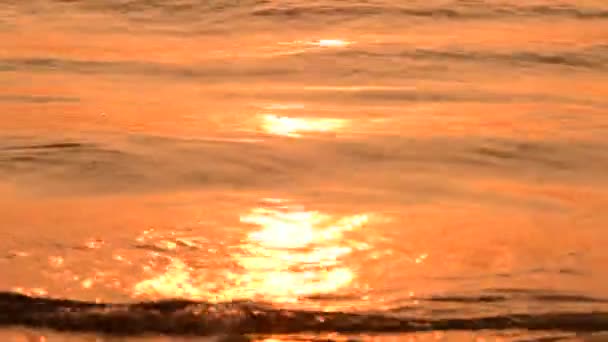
xmin=1 ymin=0 xmax=608 ymax=341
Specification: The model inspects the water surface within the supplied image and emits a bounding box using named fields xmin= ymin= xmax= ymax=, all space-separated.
xmin=1 ymin=1 xmax=608 ymax=341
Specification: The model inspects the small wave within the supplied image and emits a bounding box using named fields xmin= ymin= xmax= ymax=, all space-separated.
xmin=0 ymin=95 xmax=80 ymax=104
xmin=424 ymin=294 xmax=608 ymax=304
xmin=0 ymin=58 xmax=293 ymax=79
xmin=1 ymin=292 xmax=607 ymax=335
xmin=251 ymin=4 xmax=608 ymax=20
xmin=413 ymin=50 xmax=602 ymax=69
xmin=327 ymin=48 xmax=606 ymax=70
xmin=1 ymin=45 xmax=604 ymax=84
xmin=0 ymin=138 xmax=149 ymax=193
xmin=525 ymin=5 xmax=608 ymax=19
xmin=1 ymin=142 xmax=90 ymax=151
xmin=10 ymin=1 xmax=608 ymax=23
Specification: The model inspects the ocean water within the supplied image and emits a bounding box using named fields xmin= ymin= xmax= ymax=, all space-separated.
xmin=1 ymin=0 xmax=608 ymax=341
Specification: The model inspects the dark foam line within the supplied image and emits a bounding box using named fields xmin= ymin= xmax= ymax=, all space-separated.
xmin=0 ymin=293 xmax=607 ymax=335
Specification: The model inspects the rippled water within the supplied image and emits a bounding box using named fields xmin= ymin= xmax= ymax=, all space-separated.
xmin=1 ymin=0 xmax=608 ymax=341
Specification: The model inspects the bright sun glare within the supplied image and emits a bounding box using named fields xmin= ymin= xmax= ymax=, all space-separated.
xmin=261 ymin=114 xmax=346 ymax=137
xmin=316 ymin=39 xmax=351 ymax=47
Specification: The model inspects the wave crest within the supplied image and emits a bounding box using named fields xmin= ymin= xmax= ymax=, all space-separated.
xmin=1 ymin=292 xmax=607 ymax=335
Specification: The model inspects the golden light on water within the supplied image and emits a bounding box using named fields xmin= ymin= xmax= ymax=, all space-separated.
xmin=233 ymin=205 xmax=368 ymax=302
xmin=271 ymin=38 xmax=352 ymax=55
xmin=132 ymin=201 xmax=369 ymax=304
xmin=316 ymin=39 xmax=351 ymax=47
xmin=261 ymin=114 xmax=346 ymax=137
xmin=133 ymin=257 xmax=206 ymax=299
xmin=277 ymin=39 xmax=352 ymax=48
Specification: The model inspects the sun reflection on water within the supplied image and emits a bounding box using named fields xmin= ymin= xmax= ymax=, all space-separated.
xmin=234 ymin=205 xmax=368 ymax=302
xmin=261 ymin=114 xmax=346 ymax=137
xmin=132 ymin=200 xmax=369 ymax=304
xmin=316 ymin=39 xmax=351 ymax=47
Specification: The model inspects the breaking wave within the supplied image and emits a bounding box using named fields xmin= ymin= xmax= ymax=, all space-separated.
xmin=1 ymin=292 xmax=607 ymax=335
